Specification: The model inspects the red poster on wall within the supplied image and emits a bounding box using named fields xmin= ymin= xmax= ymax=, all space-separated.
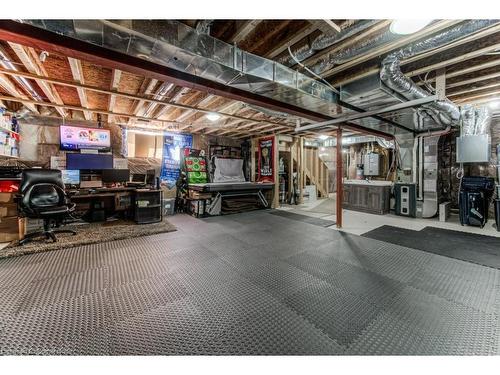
xmin=257 ymin=136 xmax=275 ymax=182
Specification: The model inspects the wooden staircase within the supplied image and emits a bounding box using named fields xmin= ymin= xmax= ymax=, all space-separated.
xmin=293 ymin=146 xmax=330 ymax=198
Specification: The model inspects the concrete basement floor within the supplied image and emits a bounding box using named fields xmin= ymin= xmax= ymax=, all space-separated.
xmin=0 ymin=210 xmax=499 ymax=355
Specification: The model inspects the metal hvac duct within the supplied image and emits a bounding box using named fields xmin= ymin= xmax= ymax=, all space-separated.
xmin=18 ymin=19 xmax=342 ymax=121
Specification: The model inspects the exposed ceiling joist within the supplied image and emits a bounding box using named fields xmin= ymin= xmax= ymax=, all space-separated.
xmin=331 ymin=23 xmax=500 ymax=87
xmin=107 ymin=68 xmax=121 ymax=122
xmin=405 ymin=42 xmax=500 ymax=78
xmin=0 ymin=45 xmax=39 ymax=113
xmin=319 ymin=20 xmax=342 ymax=33
xmin=264 ymin=22 xmax=319 ymax=59
xmin=322 ymin=20 xmax=460 ymax=79
xmin=230 ymin=20 xmax=263 ymax=44
xmin=299 ymin=20 xmax=391 ymax=68
xmin=0 ymin=65 xmax=298 ymax=132
xmin=67 ymin=57 xmax=92 ymax=120
xmin=449 ymin=81 xmax=500 ymax=97
xmin=8 ymin=43 xmax=66 ymax=117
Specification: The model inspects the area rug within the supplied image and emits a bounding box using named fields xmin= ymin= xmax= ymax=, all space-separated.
xmin=269 ymin=210 xmax=336 ymax=227
xmin=0 ymin=219 xmax=176 ymax=259
xmin=362 ymin=225 xmax=500 ymax=269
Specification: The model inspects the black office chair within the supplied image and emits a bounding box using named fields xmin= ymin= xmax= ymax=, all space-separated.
xmin=17 ymin=169 xmax=77 ymax=245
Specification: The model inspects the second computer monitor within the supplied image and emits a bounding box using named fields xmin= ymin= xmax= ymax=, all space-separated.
xmin=61 ymin=169 xmax=80 ymax=185
xmin=102 ymin=169 xmax=130 ymax=183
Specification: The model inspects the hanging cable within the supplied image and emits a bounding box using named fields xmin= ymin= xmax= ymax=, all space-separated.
xmin=287 ymin=47 xmax=340 ymax=95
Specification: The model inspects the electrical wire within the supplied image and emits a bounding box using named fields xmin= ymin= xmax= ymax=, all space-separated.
xmin=287 ymin=47 xmax=340 ymax=95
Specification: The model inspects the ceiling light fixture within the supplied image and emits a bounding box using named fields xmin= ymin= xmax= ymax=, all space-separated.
xmin=206 ymin=112 xmax=221 ymax=122
xmin=489 ymin=100 xmax=500 ymax=110
xmin=390 ymin=19 xmax=432 ymax=35
xmin=318 ymin=134 xmax=329 ymax=140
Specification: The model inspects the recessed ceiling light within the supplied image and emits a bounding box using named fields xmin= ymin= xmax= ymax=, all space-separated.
xmin=318 ymin=134 xmax=329 ymax=140
xmin=206 ymin=112 xmax=221 ymax=122
xmin=390 ymin=19 xmax=432 ymax=35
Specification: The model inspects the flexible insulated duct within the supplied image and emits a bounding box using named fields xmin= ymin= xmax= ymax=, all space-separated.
xmin=474 ymin=106 xmax=492 ymax=135
xmin=380 ymin=54 xmax=460 ymax=126
xmin=277 ymin=20 xmax=379 ymax=67
xmin=312 ymin=19 xmax=498 ymax=76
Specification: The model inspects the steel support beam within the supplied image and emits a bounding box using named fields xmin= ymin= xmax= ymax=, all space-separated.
xmin=296 ymin=96 xmax=438 ymax=133
xmin=336 ymin=126 xmax=343 ymax=229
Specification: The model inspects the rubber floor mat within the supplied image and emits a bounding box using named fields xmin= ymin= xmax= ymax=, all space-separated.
xmin=362 ymin=225 xmax=500 ymax=269
xmin=269 ymin=210 xmax=336 ymax=227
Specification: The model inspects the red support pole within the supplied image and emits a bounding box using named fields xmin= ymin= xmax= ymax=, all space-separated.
xmin=336 ymin=127 xmax=343 ymax=228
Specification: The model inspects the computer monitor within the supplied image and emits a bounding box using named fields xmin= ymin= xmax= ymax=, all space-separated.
xmin=146 ymin=169 xmax=156 ymax=185
xmin=131 ymin=173 xmax=146 ymax=183
xmin=66 ymin=153 xmax=113 ymax=170
xmin=61 ymin=169 xmax=80 ymax=185
xmin=102 ymin=169 xmax=130 ymax=183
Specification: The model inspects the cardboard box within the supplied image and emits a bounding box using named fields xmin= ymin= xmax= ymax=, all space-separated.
xmin=188 ymin=190 xmax=212 ymax=200
xmin=0 ymin=216 xmax=22 ymax=242
xmin=0 ymin=203 xmax=17 ymax=218
xmin=0 ymin=192 xmax=15 ymax=204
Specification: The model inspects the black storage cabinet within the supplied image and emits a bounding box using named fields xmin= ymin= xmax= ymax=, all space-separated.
xmin=134 ymin=190 xmax=163 ymax=224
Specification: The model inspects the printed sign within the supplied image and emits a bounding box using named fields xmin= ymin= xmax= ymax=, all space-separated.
xmin=257 ymin=136 xmax=275 ymax=182
xmin=159 ymin=133 xmax=193 ymax=188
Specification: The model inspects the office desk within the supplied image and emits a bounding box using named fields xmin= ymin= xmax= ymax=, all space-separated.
xmin=70 ymin=187 xmax=162 ymax=223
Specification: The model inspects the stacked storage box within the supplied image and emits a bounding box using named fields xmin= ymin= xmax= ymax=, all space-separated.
xmin=0 ymin=191 xmax=23 ymax=243
xmin=0 ymin=112 xmax=20 ymax=158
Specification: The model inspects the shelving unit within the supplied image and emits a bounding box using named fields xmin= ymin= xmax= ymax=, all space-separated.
xmin=0 ymin=113 xmax=20 ymax=158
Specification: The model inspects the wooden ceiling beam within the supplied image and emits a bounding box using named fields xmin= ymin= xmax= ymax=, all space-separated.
xmin=264 ymin=22 xmax=320 ymax=59
xmin=230 ymin=20 xmax=263 ymax=44
xmin=0 ymin=65 xmax=300 ymax=130
xmin=0 ymin=93 xmax=202 ymax=131
xmin=322 ymin=20 xmax=460 ymax=79
xmin=298 ymin=20 xmax=391 ymax=69
xmin=8 ymin=43 xmax=66 ymax=117
xmin=449 ymin=81 xmax=500 ymax=97
xmin=67 ymin=57 xmax=92 ymax=120
xmin=107 ymin=68 xmax=121 ymax=122
xmin=0 ymin=45 xmax=39 ymax=113
xmin=331 ymin=22 xmax=500 ymax=87
xmin=315 ymin=20 xmax=342 ymax=34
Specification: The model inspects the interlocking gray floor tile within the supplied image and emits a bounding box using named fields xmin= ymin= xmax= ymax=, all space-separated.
xmin=107 ymin=272 xmax=188 ymax=322
xmin=18 ymin=267 xmax=107 ymax=312
xmin=1 ymin=211 xmax=499 ymax=355
xmin=284 ymin=283 xmax=384 ymax=346
xmin=1 ymin=291 xmax=108 ymax=355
